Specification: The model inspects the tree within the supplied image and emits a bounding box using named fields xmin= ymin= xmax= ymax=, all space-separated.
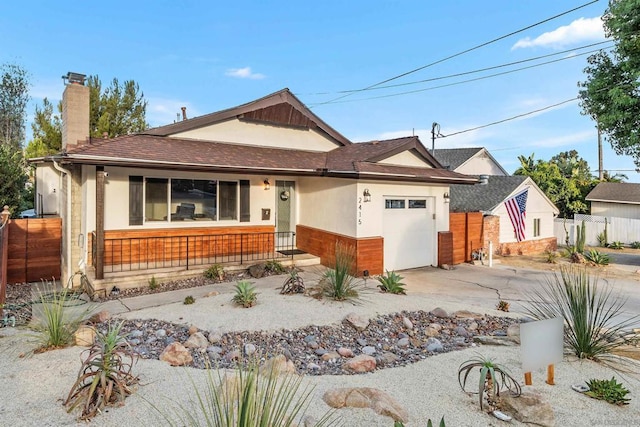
xmin=0 ymin=63 xmax=30 ymax=149
xmin=0 ymin=143 xmax=28 ymax=216
xmin=26 ymin=75 xmax=148 ymax=157
xmin=579 ymin=0 xmax=640 ymax=167
xmin=514 ymin=152 xmax=596 ymax=218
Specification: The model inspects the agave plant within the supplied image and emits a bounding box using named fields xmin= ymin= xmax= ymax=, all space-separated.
xmin=280 ymin=269 xmax=305 ymax=294
xmin=233 ymin=281 xmax=258 ymax=308
xmin=583 ymin=249 xmax=610 ymax=266
xmin=377 ymin=270 xmax=407 ymax=295
xmin=458 ymin=354 xmax=521 ymax=411
xmin=64 ymin=321 xmax=139 ymax=420
xmin=523 ymin=265 xmax=640 ymax=361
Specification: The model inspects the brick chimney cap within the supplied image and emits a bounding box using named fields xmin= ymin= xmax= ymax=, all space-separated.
xmin=62 ymin=72 xmax=86 ymax=85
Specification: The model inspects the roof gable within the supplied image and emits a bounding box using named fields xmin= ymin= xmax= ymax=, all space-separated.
xmin=142 ymin=88 xmax=351 ymax=147
xmin=432 ymin=147 xmax=508 ymax=175
xmin=586 ymin=182 xmax=640 ymax=204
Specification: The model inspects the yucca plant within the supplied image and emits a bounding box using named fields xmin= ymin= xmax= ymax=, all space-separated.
xmin=377 ymin=270 xmax=407 ymax=295
xmin=64 ymin=321 xmax=139 ymax=420
xmin=523 ymin=265 xmax=640 ymax=361
xmin=280 ymin=269 xmax=305 ymax=294
xmin=458 ymin=355 xmax=521 ymax=411
xmin=583 ymin=249 xmax=610 ymax=266
xmin=395 ymin=418 xmax=444 ymax=427
xmin=320 ymin=242 xmax=363 ymax=302
xmin=233 ymin=281 xmax=258 ymax=308
xmin=159 ymin=361 xmax=340 ymax=426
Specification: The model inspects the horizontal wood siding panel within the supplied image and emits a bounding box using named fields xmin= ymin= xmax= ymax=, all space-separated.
xmin=6 ymin=218 xmax=61 ymax=283
xmin=466 ymin=212 xmax=484 ymax=258
xmin=296 ymin=225 xmax=383 ymax=276
xmin=449 ymin=213 xmax=467 ymax=264
xmin=438 ymin=231 xmax=454 ymax=266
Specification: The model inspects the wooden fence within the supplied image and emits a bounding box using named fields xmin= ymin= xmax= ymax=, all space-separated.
xmin=5 ymin=218 xmax=61 ymax=284
xmin=448 ymin=212 xmax=484 ymax=264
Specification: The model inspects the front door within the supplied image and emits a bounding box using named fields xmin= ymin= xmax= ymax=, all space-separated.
xmin=275 ymin=180 xmax=296 ymax=250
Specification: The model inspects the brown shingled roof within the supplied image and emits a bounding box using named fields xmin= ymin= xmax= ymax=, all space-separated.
xmin=586 ymin=182 xmax=640 ymax=204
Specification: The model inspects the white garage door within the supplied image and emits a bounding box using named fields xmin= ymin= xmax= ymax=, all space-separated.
xmin=383 ymin=197 xmax=435 ymax=271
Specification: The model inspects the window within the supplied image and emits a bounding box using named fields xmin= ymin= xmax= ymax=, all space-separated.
xmin=128 ymin=176 xmax=250 ymax=225
xmin=533 ymin=218 xmax=541 ymax=237
xmin=385 ymin=199 xmax=405 ymax=209
xmin=409 ymin=199 xmax=426 ymax=209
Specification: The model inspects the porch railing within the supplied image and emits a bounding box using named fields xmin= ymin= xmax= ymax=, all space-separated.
xmin=91 ymin=231 xmax=296 ymax=274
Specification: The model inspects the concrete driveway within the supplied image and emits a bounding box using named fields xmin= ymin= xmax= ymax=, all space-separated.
xmin=399 ymin=263 xmax=640 ymax=325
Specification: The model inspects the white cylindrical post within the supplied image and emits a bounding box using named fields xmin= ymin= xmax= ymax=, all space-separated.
xmin=489 ymin=241 xmax=493 ymax=267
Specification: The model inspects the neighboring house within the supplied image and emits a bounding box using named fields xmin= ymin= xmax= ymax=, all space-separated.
xmin=32 ymin=75 xmax=477 ymax=290
xmin=449 ymin=176 xmax=559 ymax=255
xmin=432 ymin=147 xmax=508 ymax=176
xmin=586 ymin=182 xmax=640 ymax=219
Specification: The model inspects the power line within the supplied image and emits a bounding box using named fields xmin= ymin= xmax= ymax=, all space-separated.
xmin=303 ymin=40 xmax=612 ymax=96
xmin=314 ymin=0 xmax=601 ymax=106
xmin=308 ymin=47 xmax=609 ymax=105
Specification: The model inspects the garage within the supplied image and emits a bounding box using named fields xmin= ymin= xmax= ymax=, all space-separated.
xmin=383 ymin=197 xmax=435 ymax=271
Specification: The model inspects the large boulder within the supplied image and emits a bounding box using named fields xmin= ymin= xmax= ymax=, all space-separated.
xmin=248 ymin=264 xmax=266 ymax=278
xmin=500 ymin=389 xmax=555 ymax=427
xmin=160 ymin=342 xmax=193 ymax=366
xmin=323 ymin=387 xmax=408 ymax=423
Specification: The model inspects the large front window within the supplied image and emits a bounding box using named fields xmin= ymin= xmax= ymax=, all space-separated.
xmin=129 ymin=176 xmax=249 ymax=225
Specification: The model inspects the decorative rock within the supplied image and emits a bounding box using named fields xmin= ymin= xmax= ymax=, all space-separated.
xmin=160 ymin=342 xmax=193 ymax=366
xmin=74 ymin=325 xmax=96 ymax=347
xmin=402 ymin=316 xmax=413 ymax=330
xmin=307 ymin=341 xmax=319 ymax=350
xmin=248 ymin=264 xmax=265 ymax=278
xmin=88 ymin=310 xmax=111 ymax=324
xmin=375 ymin=352 xmax=400 ymax=366
xmin=396 ymin=337 xmax=410 ymax=348
xmin=423 ymin=327 xmax=440 ymax=337
xmin=500 ymin=389 xmax=555 ymax=427
xmin=261 ymin=354 xmax=297 ymax=375
xmin=337 ymin=347 xmax=354 ymax=357
xmin=431 ymin=307 xmax=449 ymax=318
xmin=321 ymin=351 xmax=341 ymax=361
xmin=188 ymin=325 xmax=199 ymax=335
xmin=361 ymin=346 xmax=376 ymax=355
xmin=323 ymin=387 xmax=408 ymax=422
xmin=208 ymin=330 xmax=222 ymax=344
xmin=454 ymin=310 xmax=483 ymax=319
xmin=473 ymin=336 xmax=517 ymax=346
xmin=507 ymin=324 xmax=521 ymax=343
xmin=303 ymin=335 xmax=316 ymax=343
xmin=204 ymin=290 xmax=220 ymax=298
xmin=129 ymin=329 xmax=143 ymax=338
xmin=224 ymin=350 xmax=241 ymax=361
xmin=184 ymin=332 xmax=208 ymax=348
xmin=468 ymin=321 xmax=479 ymax=331
xmin=244 ymin=343 xmax=256 ymax=356
xmin=429 ymin=323 xmax=443 ymax=331
xmin=129 ymin=338 xmax=141 ymax=346
xmin=397 ymin=332 xmax=409 ymax=339
xmin=315 ymin=348 xmax=328 ymax=356
xmin=156 ymin=329 xmax=167 ymax=339
xmin=307 ymin=362 xmax=321 ymax=370
xmin=345 ymin=313 xmax=369 ymax=332
xmin=454 ymin=326 xmax=471 ymax=337
xmin=356 ymin=338 xmax=368 ymax=347
xmin=424 ymin=337 xmax=443 ymax=352
xmin=343 ymin=355 xmax=376 ymax=373
xmin=207 ymin=346 xmax=223 ymax=354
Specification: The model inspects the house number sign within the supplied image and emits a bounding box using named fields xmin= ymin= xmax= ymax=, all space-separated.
xmin=357 ymin=197 xmax=363 ymax=225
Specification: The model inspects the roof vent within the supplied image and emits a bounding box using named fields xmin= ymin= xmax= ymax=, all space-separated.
xmin=62 ymin=72 xmax=86 ymax=85
xmin=479 ymin=174 xmax=489 ymax=185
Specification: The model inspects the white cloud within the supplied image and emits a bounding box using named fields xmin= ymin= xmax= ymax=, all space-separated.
xmin=225 ymin=67 xmax=265 ymax=80
xmin=146 ymin=97 xmax=202 ymax=127
xmin=512 ymin=17 xmax=605 ymax=50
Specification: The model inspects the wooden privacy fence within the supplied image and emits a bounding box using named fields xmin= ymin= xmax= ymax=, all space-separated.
xmin=448 ymin=212 xmax=484 ymax=264
xmin=5 ymin=218 xmax=62 ymax=284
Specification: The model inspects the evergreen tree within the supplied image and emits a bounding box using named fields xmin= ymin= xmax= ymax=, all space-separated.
xmin=0 ymin=63 xmax=30 ymax=149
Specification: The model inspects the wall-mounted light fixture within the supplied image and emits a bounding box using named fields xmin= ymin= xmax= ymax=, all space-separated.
xmin=263 ymin=179 xmax=270 ymax=190
xmin=443 ymin=192 xmax=450 ymax=203
xmin=363 ymin=188 xmax=371 ymax=203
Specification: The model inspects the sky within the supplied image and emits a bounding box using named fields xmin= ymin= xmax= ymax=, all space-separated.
xmin=2 ymin=0 xmax=637 ymax=181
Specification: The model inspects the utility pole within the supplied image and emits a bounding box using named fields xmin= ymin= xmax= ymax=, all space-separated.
xmin=431 ymin=122 xmax=442 ymax=152
xmin=597 ymin=123 xmax=603 ymax=180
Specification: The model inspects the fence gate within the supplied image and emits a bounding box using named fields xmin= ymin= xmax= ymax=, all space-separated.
xmin=449 ymin=212 xmax=484 ymax=264
xmin=6 ymin=218 xmax=62 ymax=284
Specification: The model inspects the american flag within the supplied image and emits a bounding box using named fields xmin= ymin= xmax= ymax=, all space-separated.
xmin=505 ymin=189 xmax=528 ymax=242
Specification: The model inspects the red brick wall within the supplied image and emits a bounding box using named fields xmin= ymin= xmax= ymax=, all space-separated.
xmin=483 ymin=215 xmax=500 ymax=254
xmin=497 ymin=237 xmax=557 ymax=256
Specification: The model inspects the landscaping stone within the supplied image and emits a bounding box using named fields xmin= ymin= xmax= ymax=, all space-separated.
xmin=261 ymin=354 xmax=296 ymax=376
xmin=188 ymin=325 xmax=198 ymax=335
xmin=402 ymin=316 xmax=413 ymax=330
xmin=454 ymin=310 xmax=483 ymax=319
xmin=375 ymin=351 xmax=400 ymax=366
xmin=184 ymin=332 xmax=208 ymax=348
xmin=362 ymin=345 xmax=376 ymax=355
xmin=248 ymin=264 xmax=265 ymax=278
xmin=424 ymin=326 xmax=440 ymax=337
xmin=474 ymin=335 xmax=517 ymax=346
xmin=207 ymin=346 xmax=223 ymax=354
xmin=431 ymin=307 xmax=449 ymax=318
xmin=424 ymin=337 xmax=443 ymax=352
xmin=74 ymin=325 xmax=95 ymax=347
xmin=203 ymin=290 xmax=219 ymax=298
xmin=321 ymin=351 xmax=341 ymax=361
xmin=155 ymin=329 xmax=167 ymax=339
xmin=337 ymin=347 xmax=354 ymax=357
xmin=343 ymin=355 xmax=376 ymax=373
xmin=507 ymin=323 xmax=521 ymax=343
xmin=208 ymin=330 xmax=222 ymax=344
xmin=345 ymin=313 xmax=369 ymax=332
xmin=323 ymin=387 xmax=408 ymax=422
xmin=160 ymin=342 xmax=193 ymax=366
xmin=224 ymin=350 xmax=241 ymax=361
xmin=397 ymin=337 xmax=410 ymax=348
xmin=357 ymin=338 xmax=368 ymax=346
xmin=500 ymin=389 xmax=555 ymax=427
xmin=244 ymin=343 xmax=256 ymax=356
xmin=88 ymin=310 xmax=110 ymax=324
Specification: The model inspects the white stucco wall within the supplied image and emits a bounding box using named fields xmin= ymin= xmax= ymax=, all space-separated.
xmin=172 ymin=118 xmax=340 ymax=152
xmin=590 ymin=201 xmax=640 ymax=219
xmin=456 ymin=155 xmax=506 ymax=176
xmin=297 ymin=177 xmax=357 ymax=237
xmin=493 ymin=184 xmax=557 ymax=243
xmin=35 ymin=164 xmax=60 ymax=215
xmin=378 ymin=150 xmax=432 ymax=168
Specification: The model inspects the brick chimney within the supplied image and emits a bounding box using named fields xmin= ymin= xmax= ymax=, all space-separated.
xmin=61 ymin=72 xmax=90 ymax=151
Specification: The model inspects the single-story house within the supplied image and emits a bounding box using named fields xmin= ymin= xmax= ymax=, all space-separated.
xmin=449 ymin=175 xmax=559 ymax=255
xmin=432 ymin=147 xmax=508 ymax=176
xmin=32 ymin=74 xmax=478 ymax=290
xmin=586 ymin=182 xmax=640 ymax=219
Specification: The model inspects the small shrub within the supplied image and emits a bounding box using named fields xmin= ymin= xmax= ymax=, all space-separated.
xmin=183 ymin=295 xmax=195 ymax=305
xmin=233 ymin=281 xmax=257 ymax=308
xmin=544 ymin=249 xmax=559 ymax=264
xmin=496 ymin=300 xmax=510 ymax=312
xmin=204 ymin=264 xmax=225 ymax=281
xmin=608 ymin=241 xmax=624 ymax=250
xmin=64 ymin=321 xmax=139 ymax=420
xmin=148 ymin=276 xmax=159 ymax=290
xmin=320 ymin=242 xmax=363 ymax=302
xmin=458 ymin=355 xmax=521 ymax=411
xmin=585 ymin=377 xmax=631 ymax=405
xmin=630 ymin=241 xmax=640 ymax=249
xmin=281 ymin=269 xmax=305 ymax=294
xmin=377 ymin=270 xmax=407 ymax=294
xmin=265 ymin=259 xmax=286 ymax=274
xmin=523 ymin=265 xmax=640 ymax=361
xmin=583 ymin=249 xmax=610 ymax=266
